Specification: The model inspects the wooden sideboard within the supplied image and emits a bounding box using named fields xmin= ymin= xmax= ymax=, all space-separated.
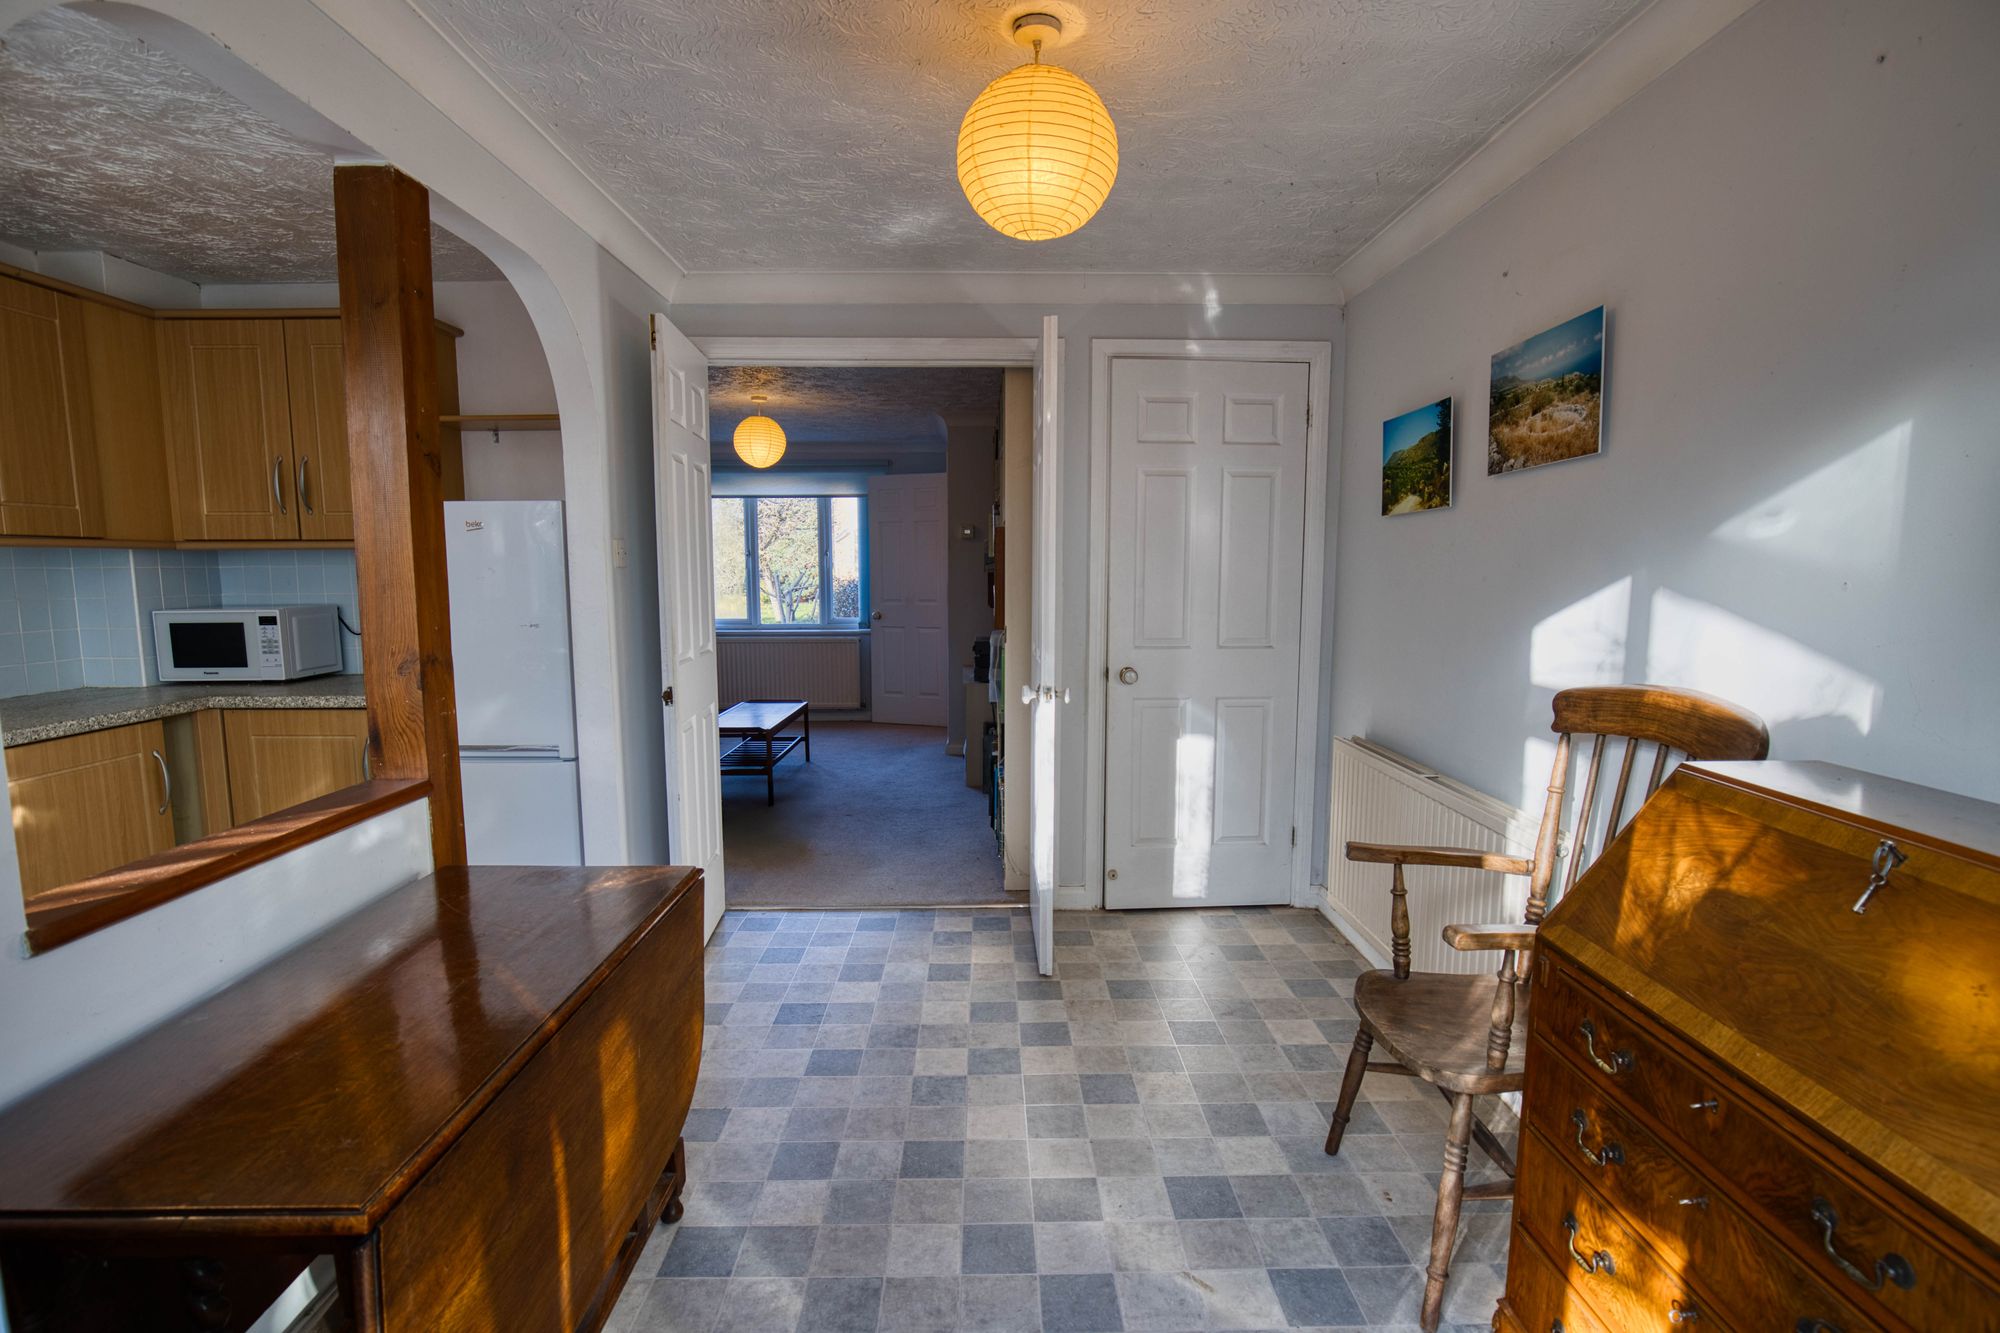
xmin=1495 ymin=760 xmax=2000 ymax=1333
xmin=0 ymin=864 xmax=704 ymax=1333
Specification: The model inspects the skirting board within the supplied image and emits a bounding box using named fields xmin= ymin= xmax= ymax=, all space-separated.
xmin=1056 ymin=884 xmax=1094 ymax=912
xmin=1314 ymin=886 xmax=1391 ymax=973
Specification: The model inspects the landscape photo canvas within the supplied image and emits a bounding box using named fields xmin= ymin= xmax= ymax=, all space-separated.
xmin=1488 ymin=305 xmax=1605 ymax=473
xmin=1381 ymin=397 xmax=1453 ymax=515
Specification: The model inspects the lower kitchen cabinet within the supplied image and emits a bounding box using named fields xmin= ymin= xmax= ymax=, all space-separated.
xmin=221 ymin=708 xmax=371 ymax=826
xmin=6 ymin=721 xmax=174 ymax=900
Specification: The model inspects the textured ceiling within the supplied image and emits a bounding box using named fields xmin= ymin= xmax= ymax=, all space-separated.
xmin=0 ymin=7 xmax=498 ymax=286
xmin=710 ymin=365 xmax=1001 ymax=466
xmin=414 ymin=0 xmax=1649 ymax=274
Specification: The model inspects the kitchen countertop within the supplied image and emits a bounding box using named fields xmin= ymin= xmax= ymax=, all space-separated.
xmin=0 ymin=675 xmax=366 ymax=748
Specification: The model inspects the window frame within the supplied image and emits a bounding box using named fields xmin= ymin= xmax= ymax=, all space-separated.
xmin=714 ymin=494 xmax=864 ymax=631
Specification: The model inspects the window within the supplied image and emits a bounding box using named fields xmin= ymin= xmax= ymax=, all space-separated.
xmin=713 ymin=495 xmax=864 ymax=628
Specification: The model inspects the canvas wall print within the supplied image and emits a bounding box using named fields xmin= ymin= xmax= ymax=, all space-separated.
xmin=1488 ymin=305 xmax=1605 ymax=473
xmin=1382 ymin=397 xmax=1453 ymax=515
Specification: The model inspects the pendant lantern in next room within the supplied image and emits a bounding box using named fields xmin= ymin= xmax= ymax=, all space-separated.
xmin=732 ymin=395 xmax=787 ymax=469
xmin=957 ymin=13 xmax=1119 ymax=243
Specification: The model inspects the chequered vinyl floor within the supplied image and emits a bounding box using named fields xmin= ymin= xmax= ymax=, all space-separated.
xmin=605 ymin=906 xmax=1514 ymax=1332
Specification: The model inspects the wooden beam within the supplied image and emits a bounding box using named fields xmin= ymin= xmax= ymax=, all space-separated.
xmin=333 ymin=165 xmax=465 ymax=866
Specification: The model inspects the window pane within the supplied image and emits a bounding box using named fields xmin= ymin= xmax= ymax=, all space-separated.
xmin=830 ymin=497 xmax=861 ymax=621
xmin=755 ymin=497 xmax=820 ymax=623
xmin=712 ymin=498 xmax=747 ymax=620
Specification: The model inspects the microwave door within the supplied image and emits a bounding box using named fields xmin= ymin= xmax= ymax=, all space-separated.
xmin=167 ymin=619 xmax=251 ymax=676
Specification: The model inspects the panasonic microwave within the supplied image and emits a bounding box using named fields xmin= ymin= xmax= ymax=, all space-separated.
xmin=151 ymin=606 xmax=343 ymax=682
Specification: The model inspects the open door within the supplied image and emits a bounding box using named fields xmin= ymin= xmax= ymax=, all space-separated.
xmin=1026 ymin=315 xmax=1063 ymax=975
xmin=650 ymin=313 xmax=726 ymax=938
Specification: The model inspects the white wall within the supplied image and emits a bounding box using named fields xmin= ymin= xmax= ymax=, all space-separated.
xmin=671 ymin=302 xmax=1345 ymax=890
xmin=1331 ymin=0 xmax=2000 ymax=811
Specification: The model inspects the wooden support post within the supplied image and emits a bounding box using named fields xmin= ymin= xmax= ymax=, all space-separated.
xmin=333 ymin=165 xmax=465 ymax=866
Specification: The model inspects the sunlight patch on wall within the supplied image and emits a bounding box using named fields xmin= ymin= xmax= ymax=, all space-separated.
xmin=1530 ymin=576 xmax=1632 ymax=689
xmin=1172 ymin=732 xmax=1217 ymax=899
xmin=1709 ymin=421 xmax=1911 ymax=577
xmin=1646 ymin=588 xmax=1880 ymax=733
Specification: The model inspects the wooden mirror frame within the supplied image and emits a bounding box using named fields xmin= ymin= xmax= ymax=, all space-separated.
xmin=21 ymin=167 xmax=465 ymax=954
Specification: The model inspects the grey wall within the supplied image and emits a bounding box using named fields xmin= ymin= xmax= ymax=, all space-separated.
xmin=669 ymin=302 xmax=1345 ymax=889
xmin=1332 ymin=0 xmax=2000 ymax=812
xmin=944 ymin=409 xmax=999 ymax=750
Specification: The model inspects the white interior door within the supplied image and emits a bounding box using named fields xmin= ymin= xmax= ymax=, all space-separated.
xmin=1103 ymin=357 xmax=1310 ymax=909
xmin=1027 ymin=316 xmax=1063 ymax=975
xmin=867 ymin=473 xmax=948 ymax=726
xmin=650 ymin=313 xmax=726 ymax=938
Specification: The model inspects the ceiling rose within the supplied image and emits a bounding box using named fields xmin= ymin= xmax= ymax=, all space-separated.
xmin=956 ymin=13 xmax=1119 ymax=243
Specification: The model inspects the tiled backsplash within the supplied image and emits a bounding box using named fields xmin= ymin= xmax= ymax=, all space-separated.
xmin=0 ymin=548 xmax=362 ymax=697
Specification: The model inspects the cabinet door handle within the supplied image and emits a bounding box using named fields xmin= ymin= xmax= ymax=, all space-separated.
xmin=1563 ymin=1215 xmax=1615 ymax=1276
xmin=1578 ymin=1019 xmax=1634 ymax=1074
xmin=273 ymin=457 xmax=287 ymax=515
xmin=151 ymin=749 xmax=171 ymax=816
xmin=1570 ymin=1109 xmax=1624 ymax=1167
xmin=1669 ymin=1299 xmax=1701 ymax=1324
xmin=297 ymin=456 xmax=314 ymax=515
xmin=1810 ymin=1198 xmax=1915 ymax=1291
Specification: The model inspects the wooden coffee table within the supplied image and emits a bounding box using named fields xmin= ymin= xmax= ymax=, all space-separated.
xmin=718 ymin=699 xmax=810 ymax=805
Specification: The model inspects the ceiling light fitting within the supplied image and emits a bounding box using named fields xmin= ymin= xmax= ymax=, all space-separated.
xmin=733 ymin=395 xmax=787 ymax=468
xmin=956 ymin=12 xmax=1119 ymax=243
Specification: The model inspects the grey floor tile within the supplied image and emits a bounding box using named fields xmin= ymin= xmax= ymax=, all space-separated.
xmin=1164 ymin=1176 xmax=1241 ymax=1220
xmin=734 ymin=1226 xmax=819 ymax=1278
xmin=1033 ymin=1177 xmax=1104 ymax=1221
xmin=962 ymin=1222 xmax=1038 ymax=1274
xmin=962 ymin=1274 xmax=1044 ymax=1331
xmin=660 ymin=1226 xmax=746 ymax=1278
xmin=714 ymin=1277 xmax=806 ymax=1332
xmin=1267 ymin=1267 xmax=1366 ymax=1327
xmin=797 ymin=1276 xmax=884 ymax=1333
xmin=636 ymin=1277 xmax=728 ymax=1333
xmin=1040 ymin=1273 xmax=1124 ymax=1331
xmin=878 ymin=1275 xmax=960 ymax=1332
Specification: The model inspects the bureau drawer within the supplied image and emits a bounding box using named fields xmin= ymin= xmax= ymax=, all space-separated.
xmin=1516 ymin=1127 xmax=1714 ymax=1332
xmin=1528 ymin=1035 xmax=1883 ymax=1333
xmin=1537 ymin=960 xmax=2000 ymax=1332
xmin=1502 ymin=1221 xmax=1618 ymax=1333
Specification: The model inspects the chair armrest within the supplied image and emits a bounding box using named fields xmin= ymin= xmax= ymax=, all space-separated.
xmin=1442 ymin=923 xmax=1538 ymax=952
xmin=1345 ymin=841 xmax=1534 ymax=876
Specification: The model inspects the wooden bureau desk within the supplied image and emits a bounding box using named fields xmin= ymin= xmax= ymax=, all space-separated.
xmin=1496 ymin=762 xmax=2000 ymax=1333
xmin=0 ymin=864 xmax=705 ymax=1333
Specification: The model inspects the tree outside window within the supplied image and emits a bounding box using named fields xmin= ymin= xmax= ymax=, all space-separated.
xmin=712 ymin=494 xmax=863 ymax=628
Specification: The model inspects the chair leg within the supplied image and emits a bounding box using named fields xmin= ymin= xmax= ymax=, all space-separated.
xmin=1421 ymin=1092 xmax=1477 ymax=1333
xmin=1323 ymin=1029 xmax=1374 ymax=1156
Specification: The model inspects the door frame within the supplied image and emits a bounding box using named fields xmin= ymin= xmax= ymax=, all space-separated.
xmin=1086 ymin=339 xmax=1336 ymax=911
xmin=694 ymin=335 xmax=1057 ymax=901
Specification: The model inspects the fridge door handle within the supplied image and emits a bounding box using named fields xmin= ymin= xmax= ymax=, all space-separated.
xmin=459 ymin=744 xmax=565 ymax=755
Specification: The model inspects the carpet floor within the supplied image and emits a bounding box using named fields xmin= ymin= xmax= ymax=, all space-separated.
xmin=723 ymin=722 xmax=1007 ymax=910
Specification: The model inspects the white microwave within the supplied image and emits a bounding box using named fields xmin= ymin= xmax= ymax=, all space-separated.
xmin=152 ymin=606 xmax=343 ymax=682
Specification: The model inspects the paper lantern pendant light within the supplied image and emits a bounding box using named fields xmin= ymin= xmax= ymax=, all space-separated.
xmin=733 ymin=395 xmax=787 ymax=468
xmin=957 ymin=13 xmax=1118 ymax=243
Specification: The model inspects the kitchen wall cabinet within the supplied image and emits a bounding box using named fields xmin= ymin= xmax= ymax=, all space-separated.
xmin=0 ymin=273 xmax=104 ymax=539
xmin=80 ymin=301 xmax=176 ymax=543
xmin=282 ymin=319 xmax=355 ymax=541
xmin=157 ymin=318 xmax=298 ymax=541
xmin=221 ymin=707 xmax=371 ymax=825
xmin=6 ymin=721 xmax=174 ymax=901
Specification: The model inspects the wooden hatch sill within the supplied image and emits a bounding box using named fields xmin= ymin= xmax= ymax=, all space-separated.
xmin=22 ymin=778 xmax=431 ymax=955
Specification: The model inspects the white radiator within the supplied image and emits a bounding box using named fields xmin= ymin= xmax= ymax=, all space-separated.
xmin=1323 ymin=738 xmax=1542 ymax=977
xmin=717 ymin=635 xmax=863 ymax=710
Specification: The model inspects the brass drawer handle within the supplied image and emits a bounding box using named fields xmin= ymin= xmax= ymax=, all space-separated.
xmin=1810 ymin=1198 xmax=1915 ymax=1292
xmin=1578 ymin=1019 xmax=1633 ymax=1074
xmin=1570 ymin=1108 xmax=1624 ymax=1167
xmin=1563 ymin=1214 xmax=1615 ymax=1276
xmin=1669 ymin=1299 xmax=1700 ymax=1324
xmin=1796 ymin=1321 xmax=1844 ymax=1333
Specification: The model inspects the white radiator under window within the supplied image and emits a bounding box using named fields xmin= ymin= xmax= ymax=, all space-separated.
xmin=1323 ymin=738 xmax=1541 ymax=977
xmin=717 ymin=634 xmax=863 ymax=710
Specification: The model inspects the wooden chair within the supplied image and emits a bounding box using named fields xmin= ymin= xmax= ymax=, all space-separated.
xmin=1322 ymin=685 xmax=1769 ymax=1331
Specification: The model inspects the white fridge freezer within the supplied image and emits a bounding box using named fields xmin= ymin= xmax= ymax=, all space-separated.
xmin=444 ymin=500 xmax=584 ymax=865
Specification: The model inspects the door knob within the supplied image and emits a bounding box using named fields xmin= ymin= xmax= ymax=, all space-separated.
xmin=1118 ymin=666 xmax=1138 ymax=685
xmin=872 ymin=610 xmax=884 ymax=621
